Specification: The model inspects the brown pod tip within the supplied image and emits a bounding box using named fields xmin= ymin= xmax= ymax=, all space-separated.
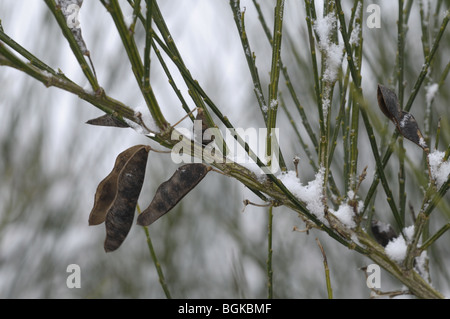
xmin=86 ymin=114 xmax=129 ymax=128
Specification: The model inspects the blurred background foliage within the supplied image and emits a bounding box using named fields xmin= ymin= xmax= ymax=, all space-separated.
xmin=0 ymin=0 xmax=449 ymax=298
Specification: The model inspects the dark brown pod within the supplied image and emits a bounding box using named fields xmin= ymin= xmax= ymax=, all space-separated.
xmin=104 ymin=145 xmax=150 ymax=252
xmin=89 ymin=145 xmax=146 ymax=225
xmin=396 ymin=111 xmax=428 ymax=150
xmin=371 ymin=219 xmax=397 ymax=247
xmin=137 ymin=163 xmax=211 ymax=226
xmin=86 ymin=114 xmax=129 ymax=128
xmin=377 ymin=84 xmax=401 ymax=122
xmin=377 ymin=84 xmax=428 ymax=150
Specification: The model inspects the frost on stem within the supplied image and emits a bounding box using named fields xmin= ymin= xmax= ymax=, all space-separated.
xmin=349 ymin=2 xmax=362 ymax=46
xmin=269 ymin=99 xmax=278 ymax=110
xmin=313 ymin=12 xmax=343 ymax=123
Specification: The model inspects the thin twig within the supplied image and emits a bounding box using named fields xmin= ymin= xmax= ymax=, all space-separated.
xmin=316 ymin=238 xmax=333 ymax=299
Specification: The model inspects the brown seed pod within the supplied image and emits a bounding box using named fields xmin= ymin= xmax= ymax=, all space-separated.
xmin=137 ymin=163 xmax=211 ymax=226
xmin=89 ymin=145 xmax=146 ymax=225
xmin=377 ymin=84 xmax=428 ymax=150
xmin=377 ymin=84 xmax=401 ymax=122
xmin=86 ymin=114 xmax=129 ymax=128
xmin=104 ymin=145 xmax=150 ymax=252
xmin=396 ymin=111 xmax=428 ymax=150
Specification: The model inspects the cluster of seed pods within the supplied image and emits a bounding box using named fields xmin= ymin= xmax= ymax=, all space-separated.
xmin=88 ymin=141 xmax=210 ymax=252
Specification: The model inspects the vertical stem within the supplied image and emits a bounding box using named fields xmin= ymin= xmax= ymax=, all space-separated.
xmin=349 ymin=84 xmax=359 ymax=190
xmin=137 ymin=205 xmax=172 ymax=299
xmin=102 ymin=0 xmax=169 ymax=130
xmin=316 ymin=238 xmax=333 ymax=299
xmin=143 ymin=225 xmax=172 ymax=299
xmin=304 ymin=0 xmax=322 ymax=131
xmin=143 ymin=0 xmax=153 ymax=89
xmin=267 ymin=0 xmax=285 ymax=168
xmin=267 ymin=205 xmax=274 ymax=299
xmin=397 ymin=0 xmax=406 ymax=223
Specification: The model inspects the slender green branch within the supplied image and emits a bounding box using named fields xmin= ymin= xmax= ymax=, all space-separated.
xmin=316 ymin=238 xmax=333 ymax=299
xmin=361 ymin=9 xmax=449 ymax=217
xmin=143 ymin=0 xmax=153 ymax=89
xmin=101 ymin=0 xmax=169 ymax=130
xmin=397 ymin=0 xmax=406 ymax=224
xmin=267 ymin=0 xmax=285 ymax=147
xmin=267 ymin=205 xmax=273 ymax=299
xmin=419 ymin=223 xmax=450 ymax=252
xmin=304 ymin=0 xmax=322 ymax=127
xmin=137 ymin=204 xmax=172 ymax=299
xmin=128 ymin=0 xmax=142 ymax=34
xmin=231 ymin=0 xmax=268 ymax=123
xmin=404 ymin=10 xmax=449 ymax=113
xmin=44 ymin=0 xmax=99 ymax=91
xmin=335 ymin=1 xmax=403 ymax=230
xmin=150 ymin=0 xmax=214 ymax=128
xmin=0 ymin=42 xmax=135 ymax=121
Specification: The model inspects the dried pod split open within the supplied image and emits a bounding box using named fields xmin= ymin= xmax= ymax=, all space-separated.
xmin=89 ymin=144 xmax=150 ymax=252
xmin=137 ymin=163 xmax=211 ymax=226
xmin=377 ymin=84 xmax=428 ymax=150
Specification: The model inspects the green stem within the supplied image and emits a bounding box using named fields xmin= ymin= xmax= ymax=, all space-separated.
xmin=44 ymin=0 xmax=100 ymax=91
xmin=316 ymin=238 xmax=333 ymax=299
xmin=419 ymin=223 xmax=450 ymax=252
xmin=361 ymin=9 xmax=449 ymax=217
xmin=138 ymin=204 xmax=172 ymax=299
xmin=304 ymin=0 xmax=322 ymax=131
xmin=267 ymin=205 xmax=273 ymax=299
xmin=266 ymin=0 xmax=285 ymax=169
xmin=231 ymin=0 xmax=268 ymax=123
xmin=336 ymin=1 xmax=403 ymax=231
xmin=397 ymin=0 xmax=406 ymax=223
xmin=143 ymin=0 xmax=153 ymax=89
xmin=101 ymin=0 xmax=169 ymax=131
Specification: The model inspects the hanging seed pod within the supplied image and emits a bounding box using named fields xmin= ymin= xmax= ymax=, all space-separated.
xmin=371 ymin=219 xmax=397 ymax=247
xmin=89 ymin=145 xmax=146 ymax=225
xmin=86 ymin=114 xmax=129 ymax=128
xmin=397 ymin=111 xmax=428 ymax=150
xmin=377 ymin=84 xmax=428 ymax=151
xmin=137 ymin=163 xmax=211 ymax=226
xmin=377 ymin=84 xmax=401 ymax=122
xmin=104 ymin=145 xmax=150 ymax=252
